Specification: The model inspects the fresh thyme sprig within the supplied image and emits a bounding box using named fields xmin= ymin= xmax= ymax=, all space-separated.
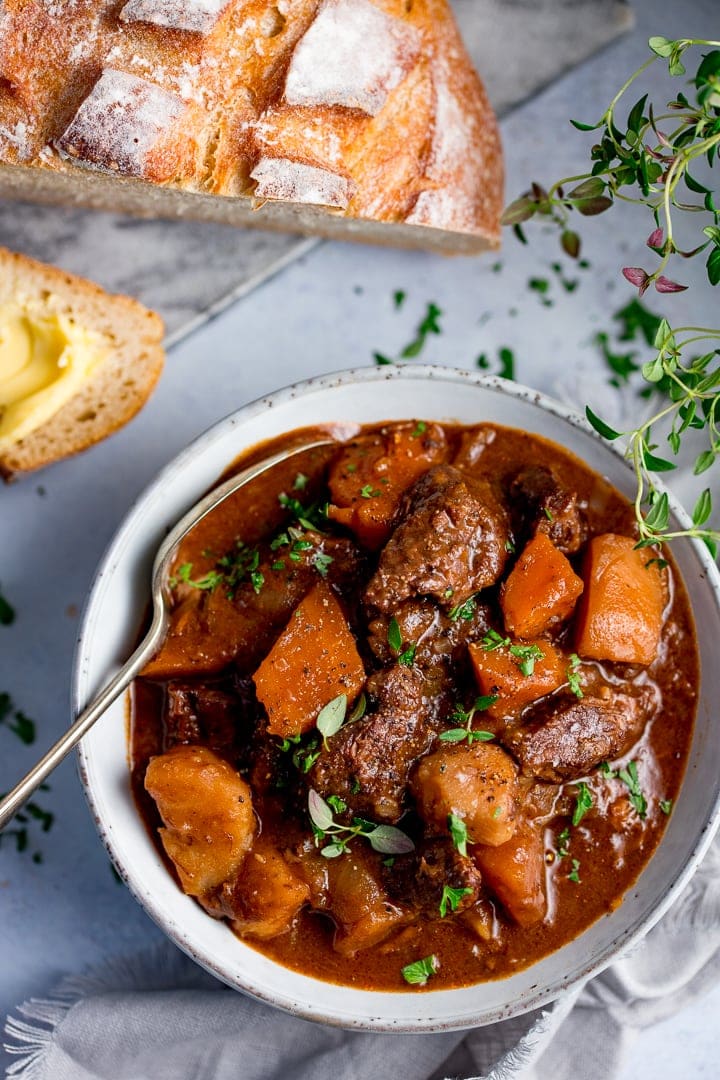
xmin=503 ymin=37 xmax=720 ymax=554
xmin=307 ymin=789 xmax=415 ymax=858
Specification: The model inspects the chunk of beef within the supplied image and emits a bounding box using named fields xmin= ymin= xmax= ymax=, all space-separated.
xmin=386 ymin=837 xmax=482 ymax=918
xmin=309 ymin=666 xmax=437 ymax=823
xmin=510 ymin=466 xmax=587 ymax=555
xmin=364 ymin=464 xmax=510 ymax=614
xmin=164 ymin=684 xmax=242 ymax=754
xmin=507 ymin=688 xmax=654 ymax=782
xmin=366 ymin=598 xmax=492 ymax=695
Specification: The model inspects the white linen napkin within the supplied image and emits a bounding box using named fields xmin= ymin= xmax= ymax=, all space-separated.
xmin=5 ymin=832 xmax=720 ymax=1080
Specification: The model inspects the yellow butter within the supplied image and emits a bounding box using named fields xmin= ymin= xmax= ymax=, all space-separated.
xmin=0 ymin=302 xmax=106 ymax=451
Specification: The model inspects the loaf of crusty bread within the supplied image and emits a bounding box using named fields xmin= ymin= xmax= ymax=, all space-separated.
xmin=0 ymin=0 xmax=503 ymax=254
xmin=0 ymin=247 xmax=164 ymax=481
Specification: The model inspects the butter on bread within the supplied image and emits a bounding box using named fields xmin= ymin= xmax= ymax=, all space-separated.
xmin=0 ymin=247 xmax=164 ymax=481
xmin=0 ymin=0 xmax=502 ymax=254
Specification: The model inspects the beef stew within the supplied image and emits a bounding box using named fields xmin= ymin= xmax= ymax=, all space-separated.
xmin=130 ymin=421 xmax=698 ymax=991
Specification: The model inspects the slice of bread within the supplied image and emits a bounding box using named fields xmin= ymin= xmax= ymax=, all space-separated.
xmin=0 ymin=247 xmax=164 ymax=481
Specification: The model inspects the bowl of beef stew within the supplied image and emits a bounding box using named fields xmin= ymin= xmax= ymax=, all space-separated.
xmin=74 ymin=365 xmax=720 ymax=1030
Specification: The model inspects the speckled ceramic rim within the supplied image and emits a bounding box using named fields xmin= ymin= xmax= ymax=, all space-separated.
xmin=74 ymin=364 xmax=720 ymax=1032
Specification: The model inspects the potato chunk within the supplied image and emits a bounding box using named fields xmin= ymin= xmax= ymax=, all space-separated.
xmin=575 ymin=533 xmax=666 ymax=664
xmin=253 ymin=580 xmax=365 ymax=739
xmin=412 ymin=742 xmax=521 ymax=847
xmin=325 ymin=848 xmax=407 ymax=956
xmin=228 ymin=839 xmax=310 ymax=940
xmin=145 ymin=745 xmax=255 ymax=898
xmin=473 ymin=820 xmax=547 ymax=927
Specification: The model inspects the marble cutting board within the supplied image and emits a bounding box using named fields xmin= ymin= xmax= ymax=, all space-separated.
xmin=0 ymin=0 xmax=632 ymax=346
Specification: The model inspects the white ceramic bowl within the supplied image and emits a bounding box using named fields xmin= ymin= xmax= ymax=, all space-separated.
xmin=74 ymin=365 xmax=720 ymax=1032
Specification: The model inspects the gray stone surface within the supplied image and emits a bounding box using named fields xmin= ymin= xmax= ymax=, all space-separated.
xmin=0 ymin=0 xmax=631 ymax=344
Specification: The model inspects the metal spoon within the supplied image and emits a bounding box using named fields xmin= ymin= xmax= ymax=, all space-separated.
xmin=0 ymin=437 xmax=335 ymax=832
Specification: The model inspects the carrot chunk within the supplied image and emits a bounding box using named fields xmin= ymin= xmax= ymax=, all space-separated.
xmin=501 ymin=532 xmax=584 ymax=639
xmin=468 ymin=637 xmax=566 ymax=719
xmin=473 ymin=820 xmax=547 ymax=927
xmin=574 ymin=533 xmax=666 ymax=665
xmin=253 ymin=581 xmax=365 ymax=738
xmin=327 ymin=423 xmax=447 ymax=548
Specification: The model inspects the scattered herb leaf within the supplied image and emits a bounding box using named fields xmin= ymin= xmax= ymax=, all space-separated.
xmin=401 ymin=955 xmax=439 ymax=987
xmin=439 ymin=885 xmax=473 ymax=918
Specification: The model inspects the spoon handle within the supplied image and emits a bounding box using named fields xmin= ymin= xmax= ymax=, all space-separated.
xmin=0 ymin=435 xmax=336 ymax=833
xmin=0 ymin=625 xmax=163 ymax=832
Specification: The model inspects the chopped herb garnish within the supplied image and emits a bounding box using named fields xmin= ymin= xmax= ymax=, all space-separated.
xmin=308 ymin=790 xmax=415 ymax=858
xmin=312 ymin=551 xmax=334 ymax=578
xmin=440 ymin=695 xmax=497 ymax=745
xmin=387 ymin=617 xmax=403 ymax=653
xmin=400 ymin=302 xmax=443 ymax=358
xmin=292 ymin=736 xmax=321 ymax=774
xmin=618 ymin=760 xmax=648 ymax=819
xmin=477 ymin=347 xmax=517 ymax=380
xmin=348 ymin=693 xmax=367 ymax=724
xmin=439 ymin=885 xmax=473 ymax=918
xmin=277 ymin=734 xmax=302 ymax=752
xmin=250 ymin=571 xmax=265 ymax=594
xmin=387 ymin=617 xmax=416 ymax=668
xmin=568 ymin=859 xmax=582 ymax=884
xmin=393 ymin=290 xmax=406 ymax=310
xmin=504 ymin=538 xmax=516 ymax=554
xmin=401 ymin=954 xmax=439 ymax=986
xmin=0 ymin=692 xmax=36 ymax=745
xmin=660 ymin=798 xmax=673 ymax=815
xmin=373 ymin=352 xmax=393 ymax=366
xmin=327 ymin=795 xmax=347 ymax=815
xmin=359 ymin=484 xmax=382 ymax=499
xmin=0 ymin=586 xmax=15 ymax=626
xmin=567 ymin=653 xmax=584 ymax=698
xmin=448 ymin=812 xmax=469 ymax=857
xmin=293 ymin=472 xmax=309 ymax=491
xmin=481 ymin=629 xmax=511 ymax=652
xmin=398 ymin=644 xmax=417 ymax=668
xmin=556 ymin=826 xmax=571 ymax=859
xmin=543 ymin=507 xmax=554 ymax=522
xmin=170 ymin=563 xmax=224 ymax=591
xmin=572 ymin=781 xmax=593 ymax=826
xmin=411 ymin=421 xmax=427 ymax=438
xmin=316 ymin=694 xmax=348 ymax=745
xmin=508 ymin=643 xmax=544 ymax=676
xmin=448 ymin=596 xmax=477 ymax=621
xmin=0 ymin=783 xmax=53 ymax=861
xmin=278 ymin=491 xmax=327 ymax=532
xmin=492 ymin=806 xmax=503 ymax=819
xmin=271 ymin=560 xmax=285 ymax=571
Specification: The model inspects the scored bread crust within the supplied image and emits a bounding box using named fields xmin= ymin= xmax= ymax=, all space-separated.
xmin=0 ymin=0 xmax=503 ymax=254
xmin=0 ymin=247 xmax=165 ymax=481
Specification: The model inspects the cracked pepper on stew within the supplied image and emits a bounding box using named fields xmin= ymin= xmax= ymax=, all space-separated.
xmin=131 ymin=421 xmax=698 ymax=990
